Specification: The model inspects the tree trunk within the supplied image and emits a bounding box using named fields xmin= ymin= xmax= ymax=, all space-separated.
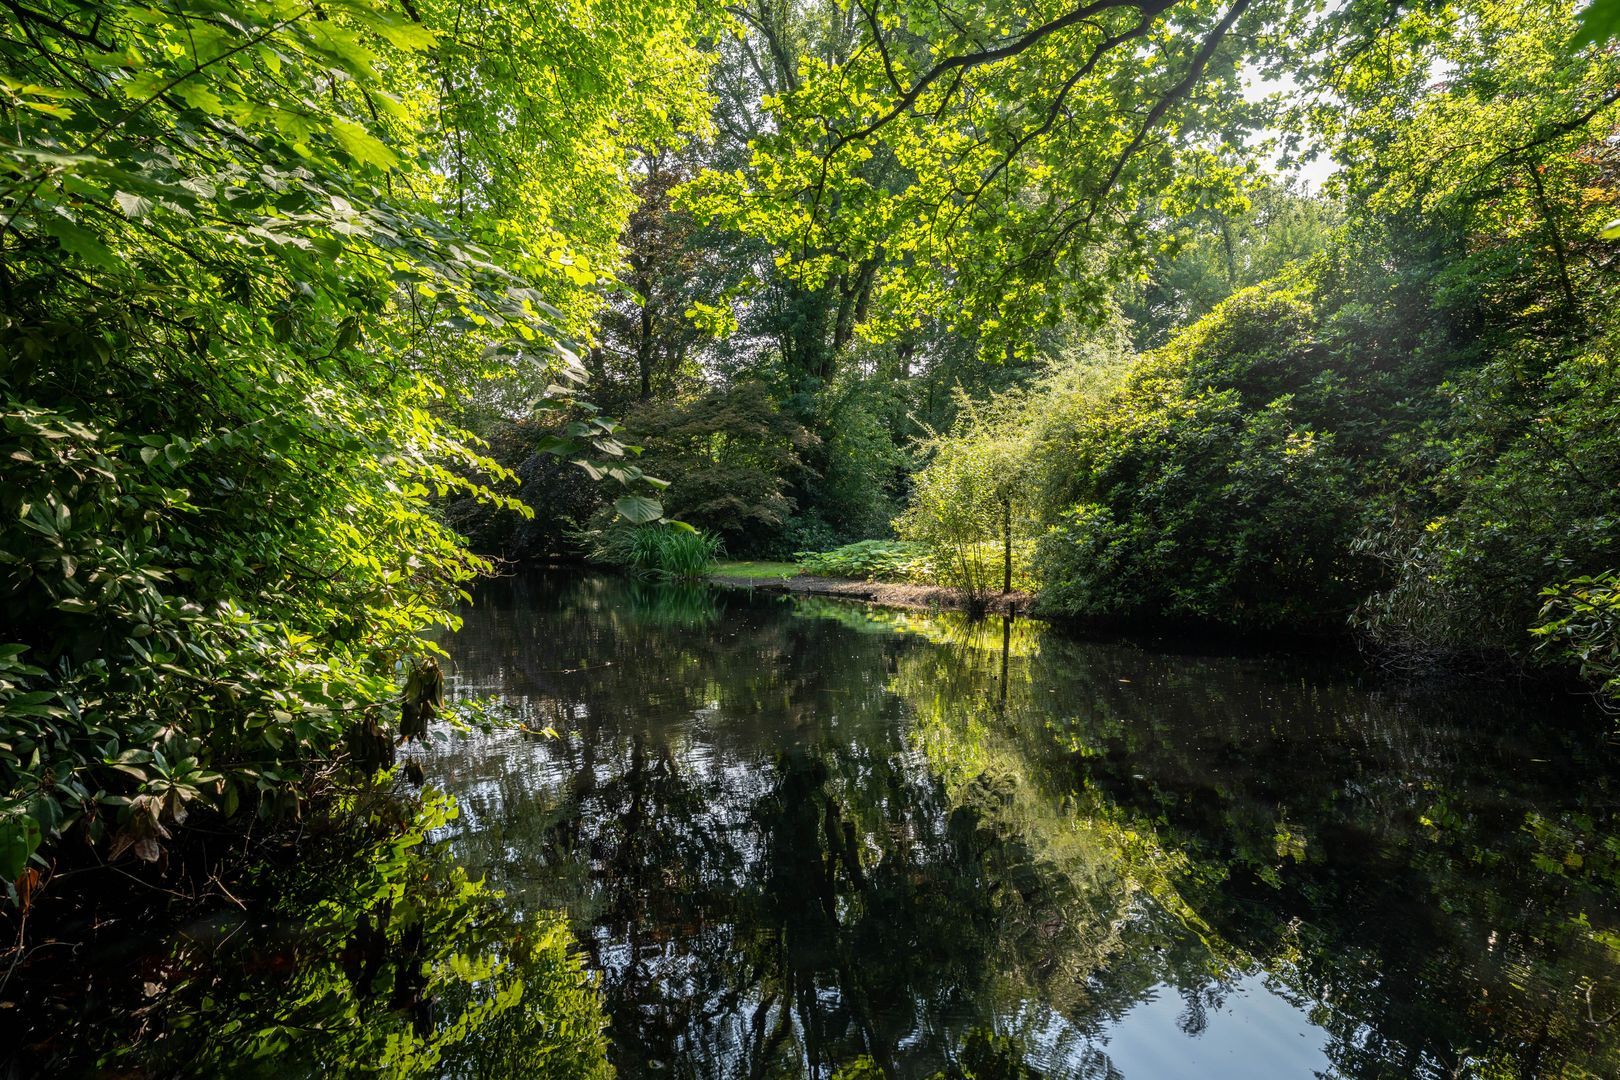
xmin=1001 ymin=496 xmax=1012 ymax=594
xmin=637 ymin=275 xmax=654 ymax=401
xmin=831 ymin=258 xmax=878 ymax=356
xmin=1527 ymin=163 xmax=1579 ymax=321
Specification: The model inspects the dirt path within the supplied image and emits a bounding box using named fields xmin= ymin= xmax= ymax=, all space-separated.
xmin=708 ymin=572 xmax=1032 ymax=616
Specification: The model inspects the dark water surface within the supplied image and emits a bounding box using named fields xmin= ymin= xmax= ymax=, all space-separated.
xmin=422 ymin=571 xmax=1620 ymax=1079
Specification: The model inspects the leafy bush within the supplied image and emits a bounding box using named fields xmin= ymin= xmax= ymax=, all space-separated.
xmin=441 ymin=417 xmax=603 ymax=560
xmin=1356 ymin=345 xmax=1620 ymax=658
xmin=1031 ymin=282 xmax=1372 ymax=629
xmin=897 ymin=391 xmax=1039 ymax=601
xmin=0 ymin=345 xmax=492 ymax=886
xmin=624 ymin=381 xmax=814 ymax=545
xmin=772 ymin=511 xmax=845 ymax=560
xmin=1534 ymin=572 xmax=1620 ymax=705
xmin=794 ymin=367 xmax=910 ymax=543
xmin=939 ymin=540 xmax=1038 ymax=594
xmin=797 ymin=540 xmax=930 ymax=581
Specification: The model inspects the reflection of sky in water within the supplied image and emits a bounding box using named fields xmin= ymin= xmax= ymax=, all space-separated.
xmin=426 ymin=572 xmax=1620 ymax=1079
xmin=1084 ymin=975 xmax=1330 ymax=1078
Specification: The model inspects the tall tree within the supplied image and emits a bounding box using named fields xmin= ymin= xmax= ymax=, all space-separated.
xmin=684 ymin=0 xmax=1289 ymax=357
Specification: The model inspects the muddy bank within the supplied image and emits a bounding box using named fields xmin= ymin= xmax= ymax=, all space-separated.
xmin=708 ymin=572 xmax=1033 ymax=616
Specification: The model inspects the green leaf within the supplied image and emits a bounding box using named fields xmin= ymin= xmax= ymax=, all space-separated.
xmin=114 ymin=191 xmax=155 ymax=220
xmin=43 ymin=214 xmax=120 ymax=269
xmin=1575 ymin=0 xmax=1620 ymax=46
xmin=613 ymin=495 xmax=664 ymax=524
xmin=330 ymin=117 xmax=399 ymax=170
xmin=348 ymin=7 xmax=440 ymax=52
xmin=0 ymin=815 xmax=41 ymax=881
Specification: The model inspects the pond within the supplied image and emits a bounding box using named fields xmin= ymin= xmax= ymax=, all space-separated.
xmin=12 ymin=569 xmax=1620 ymax=1078
xmin=418 ymin=571 xmax=1620 ymax=1078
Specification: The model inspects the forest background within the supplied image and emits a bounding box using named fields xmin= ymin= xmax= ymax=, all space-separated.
xmin=452 ymin=0 xmax=1620 ymax=695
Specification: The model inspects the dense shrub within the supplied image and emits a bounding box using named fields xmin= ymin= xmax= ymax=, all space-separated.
xmin=1030 ymin=282 xmax=1386 ymax=630
xmin=0 ymin=0 xmax=703 ymax=881
xmin=441 ymin=417 xmax=603 ymax=561
xmin=770 ymin=512 xmax=846 ymax=560
xmin=0 ymin=375 xmax=493 ymax=879
xmin=1356 ymin=343 xmax=1620 ymax=659
xmin=793 ymin=368 xmax=910 ymax=544
xmin=896 ymin=391 xmax=1041 ymax=600
xmin=1012 ymin=258 xmax=1620 ymax=675
xmin=1534 ymin=572 xmax=1620 ymax=705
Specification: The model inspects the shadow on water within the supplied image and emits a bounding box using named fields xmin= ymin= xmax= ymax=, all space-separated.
xmin=423 ymin=571 xmax=1620 ymax=1079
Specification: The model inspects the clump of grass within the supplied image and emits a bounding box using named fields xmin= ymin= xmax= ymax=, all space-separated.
xmin=594 ymin=522 xmax=721 ymax=582
xmin=711 ymin=560 xmax=801 ymax=580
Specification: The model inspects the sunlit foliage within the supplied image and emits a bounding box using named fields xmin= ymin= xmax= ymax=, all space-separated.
xmin=0 ymin=0 xmax=709 ymax=873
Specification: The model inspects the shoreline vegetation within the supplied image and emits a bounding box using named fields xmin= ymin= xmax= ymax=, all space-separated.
xmin=710 ymin=567 xmax=1035 ymax=617
xmin=705 ymin=563 xmax=1590 ymax=689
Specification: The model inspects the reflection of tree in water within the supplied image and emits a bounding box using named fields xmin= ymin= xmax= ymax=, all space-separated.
xmin=432 ymin=572 xmax=1620 ymax=1079
xmin=12 ymin=785 xmax=614 ymax=1079
xmin=434 ymin=576 xmax=1146 ymax=1077
xmin=893 ymin=616 xmax=1620 ymax=1078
